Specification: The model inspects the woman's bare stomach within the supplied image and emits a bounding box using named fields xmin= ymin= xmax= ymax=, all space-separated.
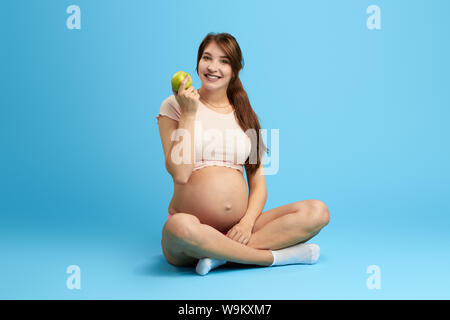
xmin=168 ymin=166 xmax=249 ymax=233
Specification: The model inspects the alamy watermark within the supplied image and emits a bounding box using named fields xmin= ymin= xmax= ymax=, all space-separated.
xmin=366 ymin=5 xmax=381 ymax=30
xmin=66 ymin=5 xmax=81 ymax=30
xmin=66 ymin=265 xmax=81 ymax=290
xmin=169 ymin=120 xmax=279 ymax=175
xmin=366 ymin=265 xmax=381 ymax=290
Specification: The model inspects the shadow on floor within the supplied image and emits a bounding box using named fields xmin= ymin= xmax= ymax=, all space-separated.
xmin=133 ymin=254 xmax=194 ymax=277
xmin=133 ymin=254 xmax=269 ymax=277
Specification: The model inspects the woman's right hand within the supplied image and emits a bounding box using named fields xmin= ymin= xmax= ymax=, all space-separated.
xmin=172 ymin=75 xmax=199 ymax=116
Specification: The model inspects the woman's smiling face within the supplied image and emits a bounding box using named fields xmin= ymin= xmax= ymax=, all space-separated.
xmin=198 ymin=42 xmax=233 ymax=90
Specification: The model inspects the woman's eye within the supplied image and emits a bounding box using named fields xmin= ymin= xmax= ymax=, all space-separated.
xmin=203 ymin=56 xmax=229 ymax=64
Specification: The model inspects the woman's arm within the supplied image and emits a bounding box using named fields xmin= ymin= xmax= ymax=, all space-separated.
xmin=226 ymin=162 xmax=267 ymax=244
xmin=242 ymin=162 xmax=267 ymax=226
xmin=157 ymin=113 xmax=196 ymax=184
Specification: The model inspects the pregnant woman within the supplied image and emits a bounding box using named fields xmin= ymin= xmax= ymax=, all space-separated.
xmin=156 ymin=33 xmax=330 ymax=275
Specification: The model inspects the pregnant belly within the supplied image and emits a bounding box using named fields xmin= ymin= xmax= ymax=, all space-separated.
xmin=170 ymin=166 xmax=249 ymax=233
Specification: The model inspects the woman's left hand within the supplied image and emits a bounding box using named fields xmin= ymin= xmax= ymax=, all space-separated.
xmin=226 ymin=219 xmax=254 ymax=245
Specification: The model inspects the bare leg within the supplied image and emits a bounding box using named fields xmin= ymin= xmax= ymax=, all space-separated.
xmin=162 ymin=213 xmax=273 ymax=267
xmin=247 ymin=200 xmax=330 ymax=250
xmin=248 ymin=212 xmax=323 ymax=250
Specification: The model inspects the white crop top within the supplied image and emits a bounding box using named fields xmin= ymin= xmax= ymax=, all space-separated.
xmin=156 ymin=95 xmax=252 ymax=173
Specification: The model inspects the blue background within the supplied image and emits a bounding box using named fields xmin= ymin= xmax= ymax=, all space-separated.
xmin=1 ymin=0 xmax=449 ymax=299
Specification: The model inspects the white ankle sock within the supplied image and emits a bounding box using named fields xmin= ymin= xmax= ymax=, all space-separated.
xmin=195 ymin=243 xmax=319 ymax=275
xmin=195 ymin=258 xmax=227 ymax=276
xmin=270 ymin=243 xmax=320 ymax=266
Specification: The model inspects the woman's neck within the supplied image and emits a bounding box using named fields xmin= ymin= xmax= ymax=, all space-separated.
xmin=198 ymin=87 xmax=230 ymax=107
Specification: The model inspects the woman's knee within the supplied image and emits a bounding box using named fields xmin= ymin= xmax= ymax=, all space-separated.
xmin=163 ymin=213 xmax=202 ymax=246
xmin=292 ymin=199 xmax=329 ymax=231
xmin=308 ymin=199 xmax=330 ymax=229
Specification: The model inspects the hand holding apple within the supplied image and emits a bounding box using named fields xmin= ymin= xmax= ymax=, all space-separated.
xmin=171 ymin=71 xmax=192 ymax=94
xmin=171 ymin=71 xmax=199 ymax=116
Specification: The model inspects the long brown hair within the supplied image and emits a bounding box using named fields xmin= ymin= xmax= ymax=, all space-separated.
xmin=195 ymin=32 xmax=269 ymax=177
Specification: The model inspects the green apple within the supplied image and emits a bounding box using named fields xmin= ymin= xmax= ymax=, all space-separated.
xmin=171 ymin=71 xmax=192 ymax=93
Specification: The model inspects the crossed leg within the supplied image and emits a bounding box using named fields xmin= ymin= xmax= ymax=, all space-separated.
xmin=247 ymin=199 xmax=330 ymax=250
xmin=161 ymin=199 xmax=330 ymax=267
